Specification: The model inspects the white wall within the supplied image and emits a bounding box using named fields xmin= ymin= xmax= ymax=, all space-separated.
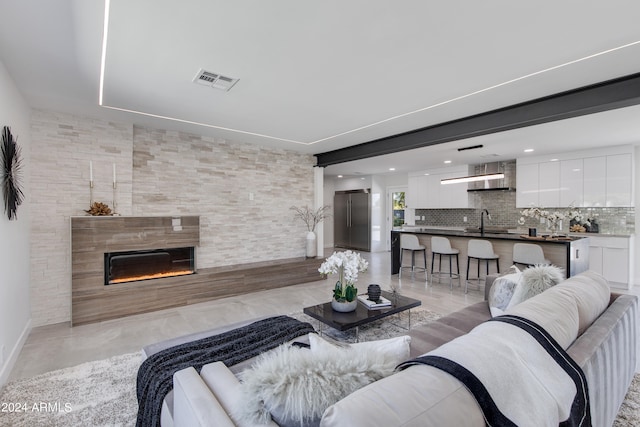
xmin=0 ymin=60 xmax=32 ymax=387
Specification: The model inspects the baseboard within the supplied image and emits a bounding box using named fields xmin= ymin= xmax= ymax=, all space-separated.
xmin=0 ymin=318 xmax=32 ymax=388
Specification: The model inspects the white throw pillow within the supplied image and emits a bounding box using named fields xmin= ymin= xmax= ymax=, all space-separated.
xmin=308 ymin=333 xmax=411 ymax=365
xmin=506 ymin=264 xmax=564 ymax=310
xmin=232 ymin=342 xmax=398 ymax=426
xmin=488 ymin=268 xmax=522 ymax=317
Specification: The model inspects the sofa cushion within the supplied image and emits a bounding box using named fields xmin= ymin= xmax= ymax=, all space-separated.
xmin=172 ymin=366 xmax=236 ymax=427
xmin=233 ymin=342 xmax=398 ymax=426
xmin=408 ymin=301 xmax=491 ymax=357
xmin=506 ymin=281 xmax=580 ymax=349
xmin=506 ymin=265 xmax=564 ymax=309
xmin=200 ymin=362 xmax=278 ymax=427
xmin=321 ymin=363 xmax=486 ymax=427
xmin=308 ymin=334 xmax=411 ymax=364
xmin=552 ymin=270 xmax=610 ymax=335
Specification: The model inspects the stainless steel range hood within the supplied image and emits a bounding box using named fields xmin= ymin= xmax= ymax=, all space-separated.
xmin=466 ymin=161 xmax=516 ymax=192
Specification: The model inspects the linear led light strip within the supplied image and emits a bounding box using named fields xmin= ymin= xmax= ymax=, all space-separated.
xmin=441 ymin=173 xmax=505 ymax=185
xmin=98 ymin=1 xmax=640 ymax=146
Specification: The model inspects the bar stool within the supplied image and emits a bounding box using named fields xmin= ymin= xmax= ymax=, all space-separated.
xmin=399 ymin=234 xmax=427 ymax=278
xmin=512 ymin=243 xmax=550 ymax=268
xmin=466 ymin=240 xmax=500 ymax=293
xmin=430 ymin=236 xmax=460 ymax=289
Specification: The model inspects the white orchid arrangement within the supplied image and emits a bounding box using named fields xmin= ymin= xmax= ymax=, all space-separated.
xmin=518 ymin=204 xmax=592 ymax=233
xmin=318 ymin=250 xmax=369 ymax=302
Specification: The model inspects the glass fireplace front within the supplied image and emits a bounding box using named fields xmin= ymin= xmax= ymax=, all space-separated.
xmin=104 ymin=247 xmax=195 ymax=285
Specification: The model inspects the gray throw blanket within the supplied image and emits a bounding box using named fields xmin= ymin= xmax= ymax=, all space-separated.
xmin=135 ymin=315 xmax=315 ymax=427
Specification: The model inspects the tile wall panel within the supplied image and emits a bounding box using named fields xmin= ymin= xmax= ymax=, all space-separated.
xmin=132 ymin=126 xmax=315 ymax=268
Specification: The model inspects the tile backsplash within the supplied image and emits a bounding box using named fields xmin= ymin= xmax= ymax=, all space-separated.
xmin=415 ymin=189 xmax=635 ymax=235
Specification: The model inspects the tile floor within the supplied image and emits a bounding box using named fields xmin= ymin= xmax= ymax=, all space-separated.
xmin=8 ymin=249 xmax=640 ymax=380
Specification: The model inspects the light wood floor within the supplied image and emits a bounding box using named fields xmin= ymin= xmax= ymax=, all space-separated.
xmin=9 ymin=249 xmax=485 ymax=381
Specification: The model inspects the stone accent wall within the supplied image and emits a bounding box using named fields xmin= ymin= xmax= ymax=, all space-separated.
xmin=132 ymin=126 xmax=314 ymax=268
xmin=29 ymin=111 xmax=314 ymax=326
xmin=30 ymin=110 xmax=133 ymax=325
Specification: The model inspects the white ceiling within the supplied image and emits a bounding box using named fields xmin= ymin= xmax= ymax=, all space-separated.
xmin=1 ymin=0 xmax=640 ymax=177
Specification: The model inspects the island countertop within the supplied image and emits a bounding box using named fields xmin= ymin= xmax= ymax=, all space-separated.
xmin=392 ymin=227 xmax=589 ymax=243
xmin=391 ymin=228 xmax=589 ymax=278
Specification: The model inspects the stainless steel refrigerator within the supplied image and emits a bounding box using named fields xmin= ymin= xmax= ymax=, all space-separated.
xmin=334 ymin=190 xmax=371 ymax=251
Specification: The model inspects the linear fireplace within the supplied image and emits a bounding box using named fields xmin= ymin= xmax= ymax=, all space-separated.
xmin=104 ymin=247 xmax=195 ymax=285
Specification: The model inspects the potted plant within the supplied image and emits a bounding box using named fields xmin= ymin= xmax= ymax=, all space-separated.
xmin=318 ymin=250 xmax=368 ymax=312
xmin=290 ymin=205 xmax=331 ymax=258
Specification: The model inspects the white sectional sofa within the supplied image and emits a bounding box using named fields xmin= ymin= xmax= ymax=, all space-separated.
xmin=148 ymin=271 xmax=636 ymax=427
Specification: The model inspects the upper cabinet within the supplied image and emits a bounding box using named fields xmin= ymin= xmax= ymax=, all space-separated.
xmin=606 ymin=154 xmax=633 ymax=207
xmin=516 ymin=146 xmax=634 ymax=208
xmin=407 ymin=165 xmax=469 ymax=209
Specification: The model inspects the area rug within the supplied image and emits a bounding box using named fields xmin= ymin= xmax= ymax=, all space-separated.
xmin=0 ymin=309 xmax=638 ymax=427
xmin=0 ymin=351 xmax=142 ymax=427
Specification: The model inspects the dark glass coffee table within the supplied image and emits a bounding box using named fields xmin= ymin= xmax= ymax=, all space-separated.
xmin=303 ymin=290 xmax=421 ymax=342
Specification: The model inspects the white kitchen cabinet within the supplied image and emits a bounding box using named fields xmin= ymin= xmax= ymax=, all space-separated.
xmin=606 ymin=154 xmax=633 ymax=207
xmin=438 ymin=171 xmax=468 ymax=208
xmin=560 ymin=159 xmax=583 ymax=207
xmin=516 ymin=162 xmax=539 ymax=207
xmin=406 ymin=175 xmax=419 ymax=208
xmin=408 ymin=166 xmax=469 ymax=209
xmin=586 ymin=235 xmax=634 ymax=289
xmin=517 ymin=147 xmax=633 ymax=208
xmin=583 ymin=156 xmax=606 ymax=207
xmin=538 ymin=161 xmax=561 ymax=207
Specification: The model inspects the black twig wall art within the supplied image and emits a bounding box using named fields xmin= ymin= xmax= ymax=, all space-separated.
xmin=1 ymin=126 xmax=24 ymax=220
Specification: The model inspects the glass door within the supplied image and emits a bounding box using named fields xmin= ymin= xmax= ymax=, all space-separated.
xmin=392 ymin=191 xmax=406 ymax=227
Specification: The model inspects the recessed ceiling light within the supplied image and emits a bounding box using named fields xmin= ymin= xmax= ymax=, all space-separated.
xmin=444 ymin=160 xmax=452 ymax=164
xmin=524 ymin=148 xmax=534 ymax=153
xmin=337 ymin=175 xmax=343 ymax=178
xmin=389 ymin=168 xmax=396 ymax=171
xmin=424 ymin=173 xmax=430 ymax=176
xmin=550 ymin=158 xmax=559 ymax=162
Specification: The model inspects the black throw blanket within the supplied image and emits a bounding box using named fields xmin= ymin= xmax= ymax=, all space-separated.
xmin=398 ymin=315 xmax=591 ymax=427
xmin=136 ymin=315 xmax=315 ymax=427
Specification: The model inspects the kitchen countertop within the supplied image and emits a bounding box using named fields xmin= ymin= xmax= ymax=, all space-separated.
xmin=393 ymin=227 xmax=588 ymax=243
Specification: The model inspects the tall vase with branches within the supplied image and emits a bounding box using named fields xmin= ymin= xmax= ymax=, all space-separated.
xmin=291 ymin=205 xmax=331 ymax=257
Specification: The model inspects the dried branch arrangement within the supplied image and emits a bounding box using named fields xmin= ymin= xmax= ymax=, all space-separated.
xmin=85 ymin=201 xmax=112 ymax=216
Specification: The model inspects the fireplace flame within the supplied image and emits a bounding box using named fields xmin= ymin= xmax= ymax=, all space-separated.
xmin=109 ymin=270 xmax=194 ymax=284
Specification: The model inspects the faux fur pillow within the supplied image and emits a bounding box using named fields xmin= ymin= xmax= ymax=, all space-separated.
xmin=232 ymin=342 xmax=398 ymax=426
xmin=506 ymin=264 xmax=564 ymax=310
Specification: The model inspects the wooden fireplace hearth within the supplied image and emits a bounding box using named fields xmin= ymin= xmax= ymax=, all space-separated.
xmin=70 ymin=216 xmax=323 ymax=326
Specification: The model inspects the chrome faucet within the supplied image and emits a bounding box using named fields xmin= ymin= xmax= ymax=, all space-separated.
xmin=480 ymin=209 xmax=491 ymax=236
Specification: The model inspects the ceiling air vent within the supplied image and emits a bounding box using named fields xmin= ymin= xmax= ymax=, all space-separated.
xmin=193 ymin=68 xmax=239 ymax=91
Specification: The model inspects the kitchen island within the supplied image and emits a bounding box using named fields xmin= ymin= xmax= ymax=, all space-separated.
xmin=391 ymin=228 xmax=589 ymax=279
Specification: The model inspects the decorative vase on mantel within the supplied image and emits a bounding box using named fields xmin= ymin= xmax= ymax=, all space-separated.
xmin=306 ymin=231 xmax=317 ymax=258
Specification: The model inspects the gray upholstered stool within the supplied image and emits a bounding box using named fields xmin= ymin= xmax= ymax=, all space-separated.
xmin=512 ymin=243 xmax=550 ymax=268
xmin=399 ymin=234 xmax=427 ymax=278
xmin=466 ymin=239 xmax=500 ymax=293
xmin=430 ymin=236 xmax=460 ymax=289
